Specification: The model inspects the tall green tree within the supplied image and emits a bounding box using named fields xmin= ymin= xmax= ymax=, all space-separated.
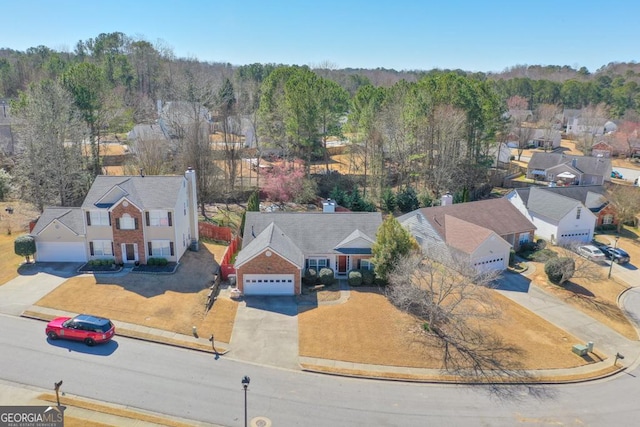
xmin=62 ymin=62 xmax=107 ymax=176
xmin=371 ymin=216 xmax=419 ymax=282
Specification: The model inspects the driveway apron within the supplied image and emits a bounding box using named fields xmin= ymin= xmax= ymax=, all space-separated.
xmin=0 ymin=264 xmax=80 ymax=316
xmin=230 ymin=296 xmax=299 ymax=369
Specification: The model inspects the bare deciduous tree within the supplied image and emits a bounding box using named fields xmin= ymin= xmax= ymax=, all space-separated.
xmin=603 ymin=185 xmax=640 ymax=232
xmin=386 ymin=252 xmax=530 ymax=384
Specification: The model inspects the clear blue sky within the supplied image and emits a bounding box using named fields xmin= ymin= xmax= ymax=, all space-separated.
xmin=2 ymin=0 xmax=638 ymax=73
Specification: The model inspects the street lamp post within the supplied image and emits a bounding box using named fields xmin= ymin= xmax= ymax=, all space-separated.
xmin=608 ymin=236 xmax=620 ymax=279
xmin=242 ymin=376 xmax=250 ymax=427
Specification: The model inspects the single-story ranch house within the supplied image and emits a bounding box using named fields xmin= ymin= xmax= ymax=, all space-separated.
xmin=235 ymin=210 xmax=382 ymax=296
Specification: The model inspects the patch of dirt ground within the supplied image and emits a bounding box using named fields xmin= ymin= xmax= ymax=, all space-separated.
xmin=298 ymin=288 xmax=594 ymax=370
xmin=34 ymin=242 xmax=238 ymax=343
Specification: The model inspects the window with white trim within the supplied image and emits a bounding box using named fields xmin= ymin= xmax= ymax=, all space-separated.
xmin=120 ymin=214 xmax=135 ymax=230
xmin=91 ymin=240 xmax=113 ymax=256
xmin=603 ymin=214 xmax=614 ymax=225
xmin=306 ymin=258 xmax=328 ymax=270
xmin=89 ymin=211 xmax=110 ymax=226
xmin=149 ymin=210 xmax=170 ymax=226
xmin=360 ymin=259 xmax=375 ymax=270
xmin=149 ymin=240 xmax=173 ymax=257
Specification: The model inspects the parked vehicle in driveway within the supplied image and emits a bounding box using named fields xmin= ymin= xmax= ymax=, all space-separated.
xmin=601 ymin=246 xmax=631 ymax=264
xmin=46 ymin=314 xmax=115 ymax=346
xmin=577 ymin=245 xmax=607 ymax=262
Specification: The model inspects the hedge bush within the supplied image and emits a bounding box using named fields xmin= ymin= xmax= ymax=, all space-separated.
xmin=544 ymin=256 xmax=575 ymax=285
xmin=318 ymin=268 xmax=336 ymax=286
xmin=361 ymin=269 xmax=375 ymax=286
xmin=348 ymin=270 xmax=363 ymax=286
xmin=303 ymin=268 xmax=317 ymax=285
xmin=147 ymin=257 xmax=168 ymax=266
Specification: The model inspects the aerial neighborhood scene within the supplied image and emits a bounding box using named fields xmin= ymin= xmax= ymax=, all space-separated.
xmin=2 ymin=2 xmax=640 ymax=426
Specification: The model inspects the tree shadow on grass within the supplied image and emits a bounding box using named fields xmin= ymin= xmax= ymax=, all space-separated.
xmin=559 ymin=281 xmax=595 ymax=297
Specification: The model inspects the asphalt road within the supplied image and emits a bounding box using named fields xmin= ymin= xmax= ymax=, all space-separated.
xmin=3 ymin=313 xmax=640 ymax=426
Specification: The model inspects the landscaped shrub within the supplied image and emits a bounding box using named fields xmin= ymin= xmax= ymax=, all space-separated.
xmin=318 ymin=268 xmax=336 ymax=286
xmin=544 ymin=256 xmax=575 ymax=285
xmin=147 ymin=257 xmax=168 ymax=266
xmin=361 ymin=269 xmax=375 ymax=286
xmin=348 ymin=270 xmax=363 ymax=286
xmin=303 ymin=268 xmax=317 ymax=285
xmin=531 ymin=248 xmax=557 ymax=263
xmin=509 ymin=249 xmax=516 ymax=266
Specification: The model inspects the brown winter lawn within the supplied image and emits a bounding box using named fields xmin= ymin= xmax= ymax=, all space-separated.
xmin=299 ymin=288 xmax=595 ymax=370
xmin=33 ymin=242 xmax=237 ymax=343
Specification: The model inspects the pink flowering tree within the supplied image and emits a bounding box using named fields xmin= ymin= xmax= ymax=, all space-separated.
xmin=262 ymin=162 xmax=306 ymax=205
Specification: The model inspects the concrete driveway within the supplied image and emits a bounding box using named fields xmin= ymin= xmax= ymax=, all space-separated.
xmin=229 ymin=296 xmax=300 ymax=369
xmin=0 ymin=263 xmax=81 ymax=316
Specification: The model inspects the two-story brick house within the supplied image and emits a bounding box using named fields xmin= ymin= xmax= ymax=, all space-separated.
xmin=31 ymin=169 xmax=199 ymax=264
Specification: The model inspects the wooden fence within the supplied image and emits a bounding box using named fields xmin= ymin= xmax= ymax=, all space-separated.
xmin=220 ymin=235 xmax=242 ymax=280
xmin=199 ymin=222 xmax=233 ymax=242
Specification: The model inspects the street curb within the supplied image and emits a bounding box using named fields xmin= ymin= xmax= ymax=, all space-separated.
xmin=22 ymin=310 xmax=628 ymax=386
xmin=20 ymin=312 xmax=230 ymax=357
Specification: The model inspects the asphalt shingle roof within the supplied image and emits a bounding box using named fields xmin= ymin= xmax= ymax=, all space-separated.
xmin=31 ymin=207 xmax=85 ymax=235
xmin=241 ymin=212 xmax=383 ymax=255
xmin=412 ymin=198 xmax=535 ymax=239
xmin=519 ymin=186 xmax=580 ymax=221
xmin=527 ymin=152 xmax=610 ymax=176
xmin=81 ymin=175 xmax=185 ymax=210
xmin=235 ymin=222 xmax=305 ymax=268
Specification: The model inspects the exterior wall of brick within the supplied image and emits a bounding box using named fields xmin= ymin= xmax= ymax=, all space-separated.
xmin=111 ymin=201 xmax=146 ymax=264
xmin=597 ymin=204 xmax=618 ymax=227
xmin=237 ymin=250 xmax=301 ymax=294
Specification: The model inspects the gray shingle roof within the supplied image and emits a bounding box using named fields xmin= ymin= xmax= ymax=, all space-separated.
xmin=527 ymin=152 xmax=610 ymax=176
xmin=242 ymin=212 xmax=383 ymax=255
xmin=31 ymin=207 xmax=85 ymax=235
xmin=513 ymin=185 xmax=606 ymax=211
xmin=81 ymin=175 xmax=185 ymax=210
xmin=235 ymin=222 xmax=305 ymax=267
xmin=520 ymin=186 xmax=581 ymax=220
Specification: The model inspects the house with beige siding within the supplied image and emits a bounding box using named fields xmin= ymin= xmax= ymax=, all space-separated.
xmin=31 ymin=169 xmax=199 ymax=264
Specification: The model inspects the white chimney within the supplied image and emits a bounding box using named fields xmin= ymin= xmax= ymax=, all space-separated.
xmin=322 ymin=198 xmax=336 ymax=213
xmin=185 ymin=168 xmax=199 ymax=249
xmin=441 ymin=193 xmax=453 ymax=206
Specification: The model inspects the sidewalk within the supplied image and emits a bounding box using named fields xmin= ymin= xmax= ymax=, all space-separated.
xmin=3 ymin=259 xmax=640 ymax=425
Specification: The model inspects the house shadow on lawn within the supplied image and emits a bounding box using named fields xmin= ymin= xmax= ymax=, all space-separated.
xmin=243 ymin=295 xmax=298 ymax=316
xmin=495 ymin=271 xmax=531 ymax=293
xmin=92 ymin=247 xmax=219 ymax=298
xmin=17 ymin=262 xmax=83 ymax=278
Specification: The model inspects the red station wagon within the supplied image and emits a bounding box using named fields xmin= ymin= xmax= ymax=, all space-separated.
xmin=46 ymin=314 xmax=116 ymax=346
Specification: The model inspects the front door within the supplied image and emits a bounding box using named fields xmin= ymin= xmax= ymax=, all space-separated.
xmin=337 ymin=255 xmax=348 ymax=275
xmin=121 ymin=243 xmax=138 ymax=262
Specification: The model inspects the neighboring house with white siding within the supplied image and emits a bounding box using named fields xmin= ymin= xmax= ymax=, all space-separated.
xmin=505 ymin=186 xmax=600 ymax=245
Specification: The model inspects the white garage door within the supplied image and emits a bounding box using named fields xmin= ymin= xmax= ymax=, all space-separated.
xmin=243 ymin=274 xmax=295 ymax=296
xmin=558 ymin=229 xmax=590 ymax=245
xmin=474 ymin=255 xmax=507 ymax=272
xmin=36 ymin=242 xmax=88 ymax=262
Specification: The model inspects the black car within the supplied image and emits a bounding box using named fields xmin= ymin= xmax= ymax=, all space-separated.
xmin=601 ymin=246 xmax=631 ymax=264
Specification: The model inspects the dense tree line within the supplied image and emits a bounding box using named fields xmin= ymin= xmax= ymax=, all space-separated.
xmin=3 ymin=32 xmax=640 ymax=212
